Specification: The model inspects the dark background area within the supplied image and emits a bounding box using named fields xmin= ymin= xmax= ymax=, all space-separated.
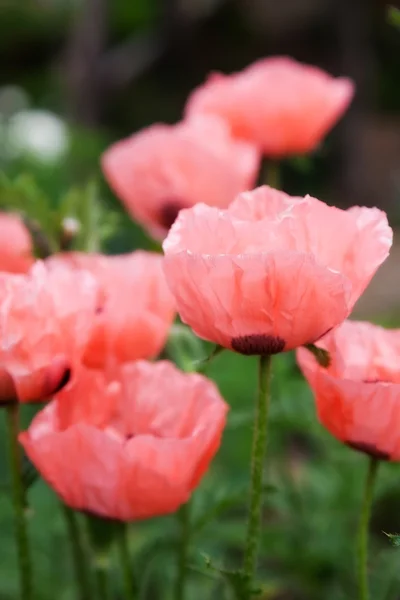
xmin=1 ymin=0 xmax=399 ymax=212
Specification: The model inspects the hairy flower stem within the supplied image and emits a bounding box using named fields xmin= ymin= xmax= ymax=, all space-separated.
xmin=175 ymin=501 xmax=190 ymax=600
xmin=62 ymin=504 xmax=92 ymax=600
xmin=243 ymin=354 xmax=272 ymax=585
xmin=357 ymin=457 xmax=379 ymax=600
xmin=117 ymin=524 xmax=136 ymax=600
xmin=6 ymin=403 xmax=33 ymax=600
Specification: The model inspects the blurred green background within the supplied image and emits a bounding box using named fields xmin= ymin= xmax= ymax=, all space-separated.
xmin=0 ymin=1 xmax=400 ymax=599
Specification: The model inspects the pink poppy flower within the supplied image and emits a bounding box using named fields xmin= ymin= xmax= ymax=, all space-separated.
xmin=297 ymin=320 xmax=400 ymax=461
xmin=46 ymin=251 xmax=176 ymax=369
xmin=185 ymin=56 xmax=354 ymax=157
xmin=20 ymin=361 xmax=229 ymax=520
xmin=163 ymin=186 xmax=392 ymax=355
xmin=0 ymin=213 xmax=33 ymax=273
xmin=101 ymin=115 xmax=260 ymax=239
xmin=0 ymin=261 xmax=100 ymax=403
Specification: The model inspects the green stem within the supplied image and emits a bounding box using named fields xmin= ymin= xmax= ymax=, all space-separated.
xmin=357 ymin=457 xmax=379 ymax=600
xmin=61 ymin=504 xmax=92 ymax=600
xmin=94 ymin=560 xmax=110 ymax=600
xmin=6 ymin=403 xmax=33 ymax=600
xmin=175 ymin=501 xmax=190 ymax=600
xmin=117 ymin=524 xmax=136 ymax=599
xmin=243 ymin=354 xmax=272 ymax=582
xmin=264 ymin=160 xmax=280 ymax=189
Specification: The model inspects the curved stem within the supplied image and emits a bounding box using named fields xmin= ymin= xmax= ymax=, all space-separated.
xmin=175 ymin=501 xmax=190 ymax=600
xmin=357 ymin=457 xmax=379 ymax=600
xmin=117 ymin=524 xmax=136 ymax=599
xmin=61 ymin=504 xmax=92 ymax=600
xmin=6 ymin=403 xmax=33 ymax=600
xmin=243 ymin=354 xmax=272 ymax=582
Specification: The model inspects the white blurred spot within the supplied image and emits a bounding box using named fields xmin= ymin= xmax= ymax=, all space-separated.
xmin=7 ymin=109 xmax=69 ymax=164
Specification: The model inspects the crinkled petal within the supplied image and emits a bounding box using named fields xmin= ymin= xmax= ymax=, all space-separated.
xmin=164 ymin=251 xmax=352 ymax=352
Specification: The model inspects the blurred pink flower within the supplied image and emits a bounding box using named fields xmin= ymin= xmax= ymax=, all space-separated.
xmin=101 ymin=115 xmax=260 ymax=239
xmin=47 ymin=251 xmax=176 ymax=368
xmin=163 ymin=186 xmax=391 ymax=355
xmin=186 ymin=56 xmax=354 ymax=157
xmin=297 ymin=320 xmax=400 ymax=460
xmin=0 ymin=261 xmax=100 ymax=402
xmin=20 ymin=360 xmax=229 ymax=520
xmin=0 ymin=213 xmax=33 ymax=273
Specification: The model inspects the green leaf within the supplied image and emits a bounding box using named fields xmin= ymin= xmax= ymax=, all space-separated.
xmin=0 ymin=172 xmax=58 ymax=255
xmin=193 ymin=345 xmax=225 ymax=374
xmin=164 ymin=324 xmax=207 ymax=372
xmin=58 ymin=180 xmax=121 ymax=252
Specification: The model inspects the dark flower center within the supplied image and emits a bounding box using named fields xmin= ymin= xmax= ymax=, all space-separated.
xmin=158 ymin=199 xmax=186 ymax=229
xmin=231 ymin=334 xmax=285 ymax=356
xmin=346 ymin=440 xmax=390 ymax=461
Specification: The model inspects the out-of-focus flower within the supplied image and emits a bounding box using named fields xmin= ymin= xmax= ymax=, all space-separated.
xmin=0 ymin=261 xmax=100 ymax=403
xmin=163 ymin=186 xmax=392 ymax=355
xmin=7 ymin=109 xmax=69 ymax=163
xmin=185 ymin=56 xmax=354 ymax=157
xmin=297 ymin=320 xmax=400 ymax=461
xmin=0 ymin=213 xmax=33 ymax=273
xmin=47 ymin=251 xmax=176 ymax=368
xmin=20 ymin=360 xmax=229 ymax=521
xmin=101 ymin=115 xmax=260 ymax=239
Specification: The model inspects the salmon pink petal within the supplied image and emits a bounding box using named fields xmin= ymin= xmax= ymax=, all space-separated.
xmin=101 ymin=116 xmax=260 ymax=239
xmin=122 ymin=432 xmax=219 ymax=520
xmin=186 ymin=56 xmax=354 ymax=156
xmin=0 ymin=213 xmax=33 ymax=274
xmin=163 ymin=190 xmax=391 ymax=353
xmin=0 ymin=261 xmax=100 ymax=402
xmin=20 ymin=360 xmax=228 ymax=520
xmin=20 ymin=421 xmax=126 ymax=518
xmin=47 ymin=251 xmax=176 ymax=368
xmin=116 ymin=360 xmax=228 ymax=440
xmin=229 ymin=188 xmax=392 ymax=310
xmin=164 ymin=251 xmax=351 ymax=353
xmin=54 ymin=366 xmax=121 ymax=430
xmin=13 ymin=356 xmax=71 ymax=403
xmin=297 ymin=321 xmax=400 ymax=461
